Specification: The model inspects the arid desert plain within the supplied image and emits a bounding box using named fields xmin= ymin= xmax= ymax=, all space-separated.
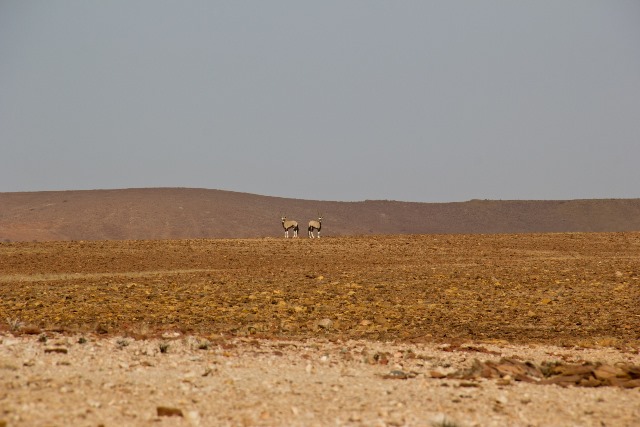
xmin=1 ymin=233 xmax=639 ymax=426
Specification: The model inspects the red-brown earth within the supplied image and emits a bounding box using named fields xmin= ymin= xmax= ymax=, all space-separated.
xmin=2 ymin=188 xmax=640 ymax=241
xmin=1 ymin=233 xmax=639 ymax=346
xmin=2 ymin=215 xmax=640 ymax=425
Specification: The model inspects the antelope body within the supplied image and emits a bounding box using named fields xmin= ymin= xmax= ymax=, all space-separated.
xmin=281 ymin=216 xmax=299 ymax=238
xmin=308 ymin=216 xmax=322 ymax=238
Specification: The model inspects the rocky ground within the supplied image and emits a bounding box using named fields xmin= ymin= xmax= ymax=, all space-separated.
xmin=1 ymin=333 xmax=639 ymax=427
xmin=1 ymin=233 xmax=640 ymax=426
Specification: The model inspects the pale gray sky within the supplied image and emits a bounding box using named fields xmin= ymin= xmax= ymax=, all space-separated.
xmin=1 ymin=1 xmax=639 ymax=202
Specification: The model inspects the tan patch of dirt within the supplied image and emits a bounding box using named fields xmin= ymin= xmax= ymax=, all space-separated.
xmin=1 ymin=335 xmax=639 ymax=427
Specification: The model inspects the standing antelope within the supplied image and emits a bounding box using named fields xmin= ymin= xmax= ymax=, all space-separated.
xmin=308 ymin=215 xmax=323 ymax=238
xmin=281 ymin=216 xmax=299 ymax=238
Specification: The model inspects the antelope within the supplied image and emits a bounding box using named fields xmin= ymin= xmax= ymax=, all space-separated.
xmin=308 ymin=215 xmax=323 ymax=238
xmin=281 ymin=216 xmax=299 ymax=238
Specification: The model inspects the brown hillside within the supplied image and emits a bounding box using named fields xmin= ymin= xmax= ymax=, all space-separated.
xmin=1 ymin=188 xmax=640 ymax=241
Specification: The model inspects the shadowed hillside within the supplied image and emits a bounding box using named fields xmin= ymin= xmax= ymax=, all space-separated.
xmin=1 ymin=188 xmax=640 ymax=241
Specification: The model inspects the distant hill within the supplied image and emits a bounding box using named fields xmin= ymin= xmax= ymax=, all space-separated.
xmin=1 ymin=188 xmax=640 ymax=241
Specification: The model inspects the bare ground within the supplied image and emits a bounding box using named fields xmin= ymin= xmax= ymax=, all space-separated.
xmin=1 ymin=233 xmax=640 ymax=426
xmin=2 ymin=188 xmax=640 ymax=241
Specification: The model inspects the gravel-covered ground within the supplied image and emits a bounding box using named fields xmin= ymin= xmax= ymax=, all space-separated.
xmin=1 ymin=333 xmax=639 ymax=427
xmin=1 ymin=233 xmax=639 ymax=426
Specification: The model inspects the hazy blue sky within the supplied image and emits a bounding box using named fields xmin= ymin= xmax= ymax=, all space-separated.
xmin=1 ymin=1 xmax=639 ymax=202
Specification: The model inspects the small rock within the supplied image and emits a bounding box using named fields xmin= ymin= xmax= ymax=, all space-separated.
xmin=382 ymin=370 xmax=417 ymax=380
xmin=429 ymin=413 xmax=450 ymax=426
xmin=186 ymin=410 xmax=201 ymax=424
xmin=496 ymin=376 xmax=512 ymax=386
xmin=202 ymin=367 xmax=217 ymax=376
xmin=496 ymin=395 xmax=508 ymax=405
xmin=593 ymin=364 xmax=627 ymax=381
xmin=429 ymin=370 xmax=447 ymax=379
xmin=0 ymin=361 xmax=18 ymax=371
xmin=44 ymin=347 xmax=68 ymax=354
xmin=21 ymin=325 xmax=42 ymax=335
xmin=317 ymin=318 xmax=333 ymax=329
xmin=349 ymin=413 xmax=362 ymax=422
xmin=459 ymin=381 xmax=480 ymax=387
xmin=386 ymin=415 xmax=405 ymax=426
xmin=162 ymin=331 xmax=181 ymax=339
xmin=95 ymin=324 xmax=109 ymax=334
xmin=157 ymin=406 xmax=183 ymax=417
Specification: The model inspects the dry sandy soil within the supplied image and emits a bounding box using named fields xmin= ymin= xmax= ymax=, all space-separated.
xmin=1 ymin=233 xmax=640 ymax=426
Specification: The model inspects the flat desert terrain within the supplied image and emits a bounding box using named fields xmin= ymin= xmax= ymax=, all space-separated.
xmin=1 ymin=233 xmax=640 ymax=426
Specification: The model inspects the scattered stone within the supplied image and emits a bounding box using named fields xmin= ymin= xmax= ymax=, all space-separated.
xmin=203 ymin=367 xmax=216 ymax=376
xmin=317 ymin=318 xmax=333 ymax=329
xmin=157 ymin=406 xmax=183 ymax=417
xmin=458 ymin=381 xmax=480 ymax=387
xmin=186 ymin=410 xmax=201 ymax=424
xmin=348 ymin=413 xmax=361 ymax=422
xmin=366 ymin=351 xmax=390 ymax=365
xmin=21 ymin=325 xmax=42 ymax=335
xmin=44 ymin=347 xmax=68 ymax=354
xmin=0 ymin=360 xmax=18 ymax=371
xmin=448 ymin=358 xmax=640 ymax=388
xmin=95 ymin=324 xmax=109 ymax=335
xmin=162 ymin=331 xmax=181 ymax=339
xmin=593 ymin=364 xmax=627 ymax=381
xmin=429 ymin=370 xmax=447 ymax=379
xmin=382 ymin=370 xmax=417 ymax=380
xmin=496 ymin=375 xmax=512 ymax=386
